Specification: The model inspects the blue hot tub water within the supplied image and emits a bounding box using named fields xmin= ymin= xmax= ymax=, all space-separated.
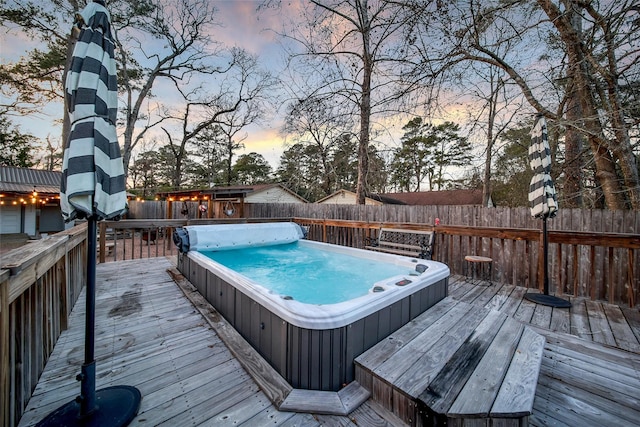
xmin=201 ymin=241 xmax=416 ymax=305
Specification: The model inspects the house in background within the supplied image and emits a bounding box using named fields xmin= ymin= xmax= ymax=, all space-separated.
xmin=316 ymin=189 xmax=386 ymax=205
xmin=0 ymin=165 xmax=66 ymax=237
xmin=243 ymin=184 xmax=309 ymax=204
xmin=315 ymin=188 xmax=491 ymax=207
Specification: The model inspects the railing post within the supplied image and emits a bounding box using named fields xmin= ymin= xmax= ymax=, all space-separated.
xmin=323 ymin=219 xmax=327 ymax=243
xmin=99 ymin=221 xmax=107 ymax=263
xmin=627 ymin=248 xmax=635 ymax=308
xmin=1 ymin=269 xmax=9 ymax=427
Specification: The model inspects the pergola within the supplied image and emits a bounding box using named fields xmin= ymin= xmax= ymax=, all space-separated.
xmin=155 ymin=186 xmax=253 ymax=219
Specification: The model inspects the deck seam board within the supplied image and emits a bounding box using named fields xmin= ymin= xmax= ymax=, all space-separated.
xmin=537 ymin=327 xmax=640 ymax=372
xmin=447 ymin=317 xmax=525 ymax=416
xmin=154 ymin=376 xmax=261 ymax=427
xmin=534 ymin=377 xmax=639 ymax=426
xmin=139 ymin=366 xmax=254 ymax=426
xmin=395 ymin=305 xmax=492 ymax=397
xmin=34 ymin=314 xmax=212 ymax=373
xmin=585 ymin=299 xmax=618 ymax=347
xmin=602 ymin=303 xmax=640 ymax=352
xmin=541 ymin=344 xmax=640 ymax=389
xmin=369 ymin=300 xmax=481 ymax=383
xmin=30 ymin=331 xmax=222 ymax=394
xmin=539 ymin=354 xmax=640 ymax=409
xmin=418 ymin=309 xmax=508 ymax=414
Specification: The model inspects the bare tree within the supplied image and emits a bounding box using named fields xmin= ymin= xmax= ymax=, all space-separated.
xmin=458 ymin=62 xmax=524 ymax=207
xmin=281 ymin=96 xmax=355 ymax=195
xmin=160 ymin=48 xmax=277 ymax=189
xmin=413 ymin=0 xmax=640 ymax=209
xmin=277 ymin=0 xmax=424 ymax=204
xmin=116 ymin=0 xmax=233 ymax=176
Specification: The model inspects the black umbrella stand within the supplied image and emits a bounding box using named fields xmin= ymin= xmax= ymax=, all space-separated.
xmin=37 ymin=217 xmax=141 ymax=427
xmin=524 ymin=217 xmax=571 ymax=308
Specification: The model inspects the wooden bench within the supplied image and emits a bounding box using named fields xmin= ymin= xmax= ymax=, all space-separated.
xmin=365 ymin=228 xmax=434 ymax=259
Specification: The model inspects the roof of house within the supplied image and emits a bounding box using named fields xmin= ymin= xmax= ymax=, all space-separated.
xmin=0 ymin=165 xmax=62 ymax=195
xmin=373 ymin=189 xmax=485 ymax=206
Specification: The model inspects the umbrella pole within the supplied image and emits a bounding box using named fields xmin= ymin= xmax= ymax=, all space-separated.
xmin=524 ymin=216 xmax=571 ymax=308
xmin=542 ymin=216 xmax=549 ymax=296
xmin=37 ymin=217 xmax=142 ymax=426
xmin=79 ymin=216 xmax=98 ymax=417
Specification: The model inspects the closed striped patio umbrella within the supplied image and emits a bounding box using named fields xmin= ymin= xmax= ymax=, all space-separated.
xmin=524 ymin=115 xmax=570 ymax=308
xmin=528 ymin=115 xmax=557 ymax=220
xmin=42 ymin=1 xmax=141 ymax=426
xmin=60 ymin=0 xmax=126 ymax=221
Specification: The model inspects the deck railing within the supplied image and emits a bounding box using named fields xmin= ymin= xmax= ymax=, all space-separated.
xmin=1 ymin=224 xmax=87 ymax=427
xmin=95 ymin=217 xmax=639 ymax=307
xmin=294 ymin=218 xmax=639 ymax=308
xmin=94 ymin=217 xmax=291 ymax=263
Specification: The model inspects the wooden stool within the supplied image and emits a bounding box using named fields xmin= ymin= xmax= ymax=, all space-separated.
xmin=464 ymin=255 xmax=493 ymax=285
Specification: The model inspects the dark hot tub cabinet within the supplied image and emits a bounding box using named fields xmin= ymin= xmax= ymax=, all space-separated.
xmin=175 ymin=222 xmax=449 ymax=392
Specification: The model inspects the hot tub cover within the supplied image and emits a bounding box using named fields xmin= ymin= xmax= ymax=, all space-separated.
xmin=176 ymin=222 xmax=305 ymax=252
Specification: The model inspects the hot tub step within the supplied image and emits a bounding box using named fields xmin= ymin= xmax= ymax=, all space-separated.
xmin=278 ymin=381 xmax=370 ymax=415
xmin=354 ymin=297 xmax=545 ymax=426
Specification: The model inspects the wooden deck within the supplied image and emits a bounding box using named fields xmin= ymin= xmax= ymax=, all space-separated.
xmin=17 ymin=257 xmax=402 ymax=427
xmin=447 ymin=276 xmax=640 ymax=354
xmin=17 ymin=259 xmax=640 ymax=427
xmin=448 ymin=276 xmax=640 ymax=427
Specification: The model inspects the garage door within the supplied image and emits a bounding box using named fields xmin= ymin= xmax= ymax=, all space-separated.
xmin=0 ymin=205 xmax=21 ymax=233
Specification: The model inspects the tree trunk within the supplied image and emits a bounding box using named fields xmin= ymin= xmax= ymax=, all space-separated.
xmin=62 ymin=25 xmax=80 ymax=152
xmin=538 ymin=0 xmax=627 ymax=209
xmin=563 ymin=80 xmax=585 ymax=208
xmin=562 ymin=6 xmax=584 ymax=209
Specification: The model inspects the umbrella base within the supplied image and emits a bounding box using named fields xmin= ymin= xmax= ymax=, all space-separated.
xmin=36 ymin=385 xmax=141 ymax=427
xmin=524 ymin=293 xmax=572 ymax=308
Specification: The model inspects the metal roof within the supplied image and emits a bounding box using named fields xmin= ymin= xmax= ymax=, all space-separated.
xmin=0 ymin=165 xmax=62 ymax=195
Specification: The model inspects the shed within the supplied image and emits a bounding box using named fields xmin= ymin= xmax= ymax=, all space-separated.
xmin=316 ymin=189 xmax=384 ymax=205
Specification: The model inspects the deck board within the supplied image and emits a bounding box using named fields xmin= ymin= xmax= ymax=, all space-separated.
xmin=17 ymin=259 xmax=640 ymax=427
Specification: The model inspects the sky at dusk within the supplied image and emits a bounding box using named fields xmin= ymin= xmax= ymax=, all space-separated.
xmin=1 ymin=1 xmax=307 ymax=169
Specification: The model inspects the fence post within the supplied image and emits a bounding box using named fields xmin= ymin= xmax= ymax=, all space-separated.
xmin=0 ymin=269 xmax=9 ymax=427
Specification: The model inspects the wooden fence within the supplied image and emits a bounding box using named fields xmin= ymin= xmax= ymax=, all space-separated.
xmin=127 ymin=201 xmax=640 ymax=234
xmin=1 ymin=224 xmax=87 ymax=427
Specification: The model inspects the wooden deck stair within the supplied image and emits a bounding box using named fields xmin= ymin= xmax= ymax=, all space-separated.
xmin=354 ymin=297 xmax=545 ymax=426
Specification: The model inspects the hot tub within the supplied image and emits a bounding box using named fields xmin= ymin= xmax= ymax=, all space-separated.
xmin=175 ymin=222 xmax=449 ymax=391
